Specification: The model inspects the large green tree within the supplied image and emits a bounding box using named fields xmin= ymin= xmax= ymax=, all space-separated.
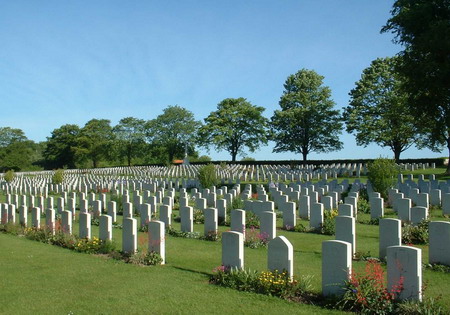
xmin=43 ymin=124 xmax=80 ymax=169
xmin=382 ymin=0 xmax=450 ymax=172
xmin=343 ymin=57 xmax=417 ymax=162
xmin=271 ymin=69 xmax=343 ymax=163
xmin=145 ymin=106 xmax=200 ymax=162
xmin=113 ymin=117 xmax=146 ymax=166
xmin=76 ymin=119 xmax=114 ymax=168
xmin=199 ymin=98 xmax=269 ymax=162
xmin=0 ymin=127 xmax=27 ymax=147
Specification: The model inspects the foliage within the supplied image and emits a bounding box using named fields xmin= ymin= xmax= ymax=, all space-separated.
xmin=382 ymin=0 xmax=450 ymax=173
xmin=292 ymin=223 xmax=308 ymax=233
xmin=230 ymin=198 xmax=244 ymax=211
xmin=396 ymin=297 xmax=448 ymax=315
xmin=210 ymin=267 xmax=313 ymax=301
xmin=270 ymin=69 xmax=343 ymax=163
xmin=110 ymin=194 xmax=124 ymax=215
xmin=199 ymin=98 xmax=269 ymax=162
xmin=128 ymin=250 xmax=163 ymax=266
xmin=0 ymin=140 xmax=42 ymax=172
xmin=75 ymin=119 xmax=115 ymax=168
xmin=339 ymin=260 xmax=402 ymax=314
xmin=167 ymin=227 xmax=201 ymax=239
xmin=424 ymin=263 xmax=450 ymax=273
xmin=74 ymin=237 xmax=116 ymax=254
xmin=197 ymin=164 xmax=218 ymax=188
xmin=343 ymin=57 xmax=417 ymax=162
xmin=145 ymin=105 xmax=200 ymax=162
xmin=367 ymin=158 xmax=399 ymax=199
xmin=321 ymin=209 xmax=338 ymax=235
xmin=4 ymin=169 xmax=15 ymax=183
xmin=245 ymin=211 xmax=260 ymax=228
xmin=192 ymin=209 xmax=205 ymax=224
xmin=0 ymin=127 xmax=27 ymax=147
xmin=112 ymin=117 xmax=146 ymax=166
xmin=244 ymin=226 xmax=269 ymax=248
xmin=358 ymin=198 xmax=371 ymax=214
xmin=199 ymin=230 xmax=220 ymax=241
xmin=402 ymin=220 xmax=429 ymax=244
xmin=52 ymin=169 xmax=64 ymax=184
xmin=43 ymin=124 xmax=80 ymax=169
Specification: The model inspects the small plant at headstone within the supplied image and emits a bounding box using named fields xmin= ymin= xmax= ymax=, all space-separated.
xmin=353 ymin=250 xmax=378 ymax=262
xmin=367 ymin=158 xmax=399 ymax=199
xmin=423 ymin=263 xmax=450 ymax=273
xmin=52 ymin=169 xmax=64 ymax=184
xmin=74 ymin=237 xmax=106 ymax=254
xmin=292 ymin=223 xmax=308 ymax=233
xmin=166 ymin=226 xmax=200 ymax=239
xmin=395 ymin=297 xmax=448 ymax=315
xmin=230 ymin=197 xmax=244 ymax=211
xmin=210 ymin=267 xmax=314 ymax=301
xmin=402 ymin=220 xmax=429 ymax=245
xmin=358 ymin=198 xmax=370 ymax=214
xmin=244 ymin=226 xmax=269 ymax=248
xmin=199 ymin=230 xmax=220 ymax=241
xmin=193 ymin=209 xmax=204 ymax=224
xmin=109 ymin=194 xmax=124 ymax=214
xmin=321 ymin=210 xmax=338 ymax=235
xmin=128 ymin=250 xmax=163 ymax=266
xmin=4 ymin=170 xmax=15 ymax=183
xmin=338 ymin=259 xmax=402 ymax=314
xmin=245 ymin=212 xmax=260 ymax=228
xmin=198 ymin=163 xmax=218 ymax=189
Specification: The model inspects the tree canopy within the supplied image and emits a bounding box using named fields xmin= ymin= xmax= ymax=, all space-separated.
xmin=199 ymin=98 xmax=269 ymax=162
xmin=145 ymin=106 xmax=200 ymax=162
xmin=43 ymin=124 xmax=80 ymax=169
xmin=113 ymin=117 xmax=146 ymax=166
xmin=75 ymin=119 xmax=114 ymax=168
xmin=271 ymin=69 xmax=343 ymax=162
xmin=343 ymin=56 xmax=417 ymax=162
xmin=382 ymin=0 xmax=450 ymax=171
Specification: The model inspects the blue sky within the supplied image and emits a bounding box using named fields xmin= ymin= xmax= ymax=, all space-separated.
xmin=0 ymin=1 xmax=442 ymax=161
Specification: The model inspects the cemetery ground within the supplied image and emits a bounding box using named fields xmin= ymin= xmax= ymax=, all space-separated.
xmin=1 ymin=167 xmax=450 ymax=314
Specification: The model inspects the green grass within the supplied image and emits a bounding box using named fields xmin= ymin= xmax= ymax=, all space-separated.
xmin=2 ymin=168 xmax=450 ymax=313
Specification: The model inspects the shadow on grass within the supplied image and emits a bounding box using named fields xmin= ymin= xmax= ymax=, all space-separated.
xmin=172 ymin=266 xmax=212 ymax=277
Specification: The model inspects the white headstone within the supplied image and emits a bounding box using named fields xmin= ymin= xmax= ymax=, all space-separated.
xmin=268 ymin=236 xmax=294 ymax=278
xmin=322 ymin=240 xmax=352 ymax=296
xmin=222 ymin=231 xmax=244 ymax=269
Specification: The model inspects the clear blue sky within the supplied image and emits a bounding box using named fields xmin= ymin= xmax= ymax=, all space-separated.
xmin=0 ymin=0 xmax=442 ymax=161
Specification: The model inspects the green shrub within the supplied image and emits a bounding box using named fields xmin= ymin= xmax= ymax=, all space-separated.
xmin=52 ymin=169 xmax=64 ymax=184
xmin=402 ymin=220 xmax=429 ymax=244
xmin=210 ymin=267 xmax=313 ymax=300
xmin=4 ymin=170 xmax=15 ymax=183
xmin=367 ymin=158 xmax=399 ymax=199
xmin=339 ymin=260 xmax=399 ymax=314
xmin=245 ymin=211 xmax=260 ymax=228
xmin=128 ymin=251 xmax=163 ymax=266
xmin=321 ymin=209 xmax=338 ymax=235
xmin=198 ymin=164 xmax=218 ymax=189
xmin=395 ymin=297 xmax=448 ymax=315
xmin=358 ymin=198 xmax=371 ymax=214
xmin=244 ymin=226 xmax=269 ymax=248
xmin=193 ymin=209 xmax=205 ymax=224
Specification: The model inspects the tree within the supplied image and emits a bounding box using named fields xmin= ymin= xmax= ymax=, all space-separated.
xmin=199 ymin=98 xmax=269 ymax=162
xmin=43 ymin=124 xmax=80 ymax=169
xmin=76 ymin=119 xmax=114 ymax=168
xmin=145 ymin=106 xmax=200 ymax=163
xmin=382 ymin=0 xmax=450 ymax=172
xmin=113 ymin=117 xmax=146 ymax=166
xmin=270 ymin=69 xmax=343 ymax=163
xmin=343 ymin=57 xmax=417 ymax=162
xmin=0 ymin=127 xmax=27 ymax=147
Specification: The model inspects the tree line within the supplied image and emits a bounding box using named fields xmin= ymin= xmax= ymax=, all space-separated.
xmin=1 ymin=0 xmax=448 ymax=172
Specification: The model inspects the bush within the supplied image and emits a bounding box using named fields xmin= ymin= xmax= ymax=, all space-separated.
xmin=52 ymin=169 xmax=64 ymax=184
xmin=128 ymin=251 xmax=163 ymax=266
xmin=402 ymin=220 xmax=429 ymax=244
xmin=4 ymin=170 xmax=15 ymax=183
xmin=245 ymin=211 xmax=260 ymax=228
xmin=339 ymin=260 xmax=400 ymax=314
xmin=321 ymin=209 xmax=338 ymax=235
xmin=358 ymin=198 xmax=370 ymax=214
xmin=367 ymin=158 xmax=399 ymax=199
xmin=396 ymin=297 xmax=448 ymax=315
xmin=244 ymin=226 xmax=269 ymax=248
xmin=210 ymin=267 xmax=313 ymax=301
xmin=198 ymin=164 xmax=218 ymax=189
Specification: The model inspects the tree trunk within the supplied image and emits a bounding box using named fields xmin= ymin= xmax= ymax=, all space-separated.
xmin=231 ymin=152 xmax=237 ymax=162
xmin=446 ymin=137 xmax=450 ymax=174
xmin=302 ymin=151 xmax=307 ymax=166
xmin=394 ymin=147 xmax=401 ymax=164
